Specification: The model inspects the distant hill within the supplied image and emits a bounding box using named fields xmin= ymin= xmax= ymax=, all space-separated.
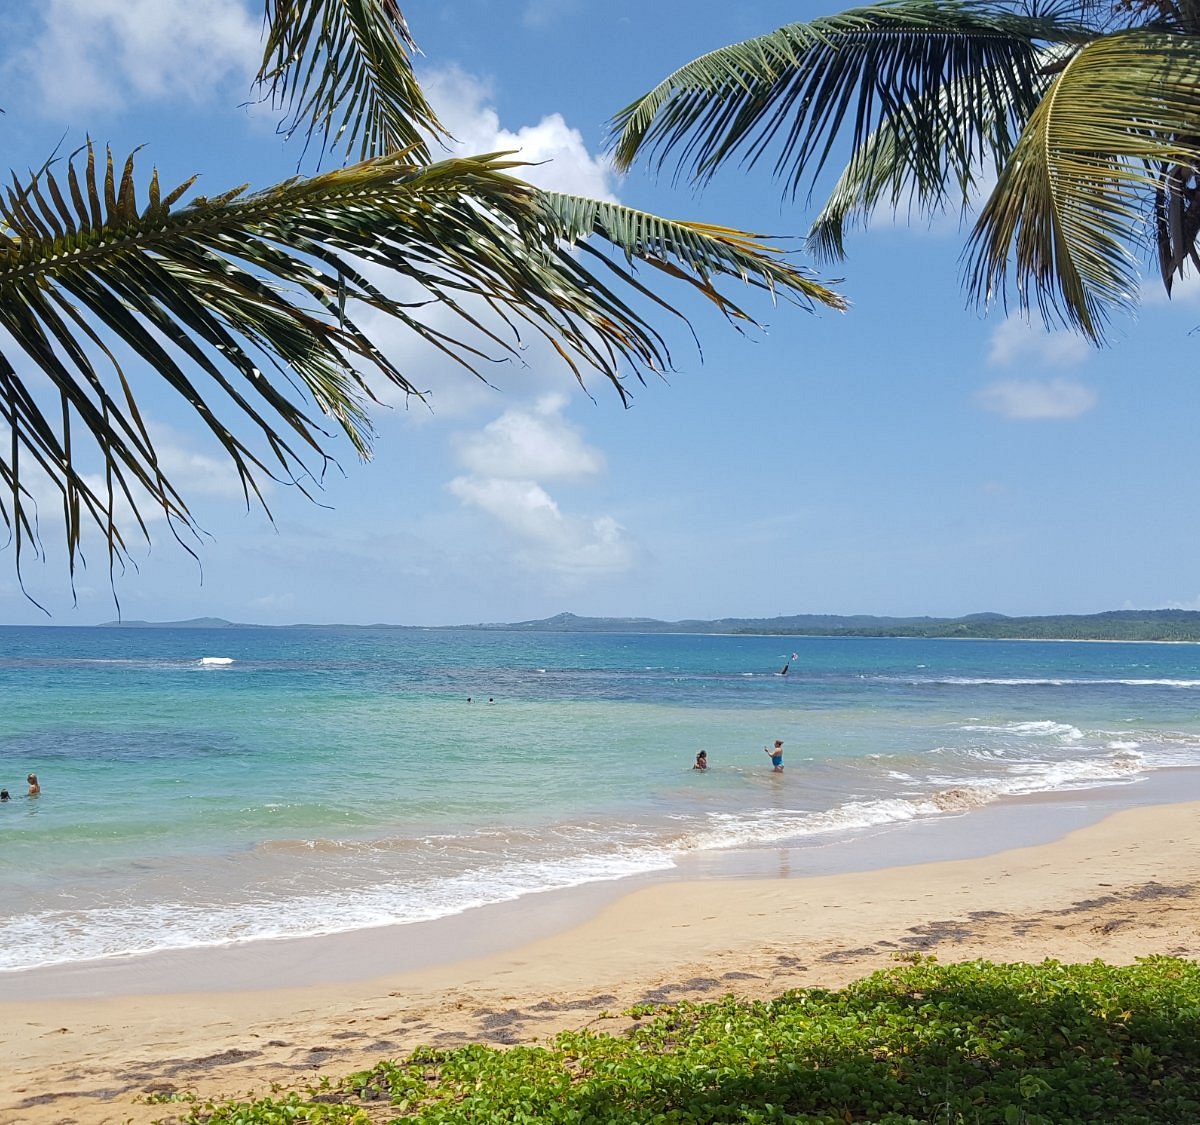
xmin=93 ymin=609 xmax=1200 ymax=642
xmin=463 ymin=609 xmax=1200 ymax=642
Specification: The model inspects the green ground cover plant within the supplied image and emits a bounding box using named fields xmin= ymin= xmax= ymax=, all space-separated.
xmin=180 ymin=957 xmax=1200 ymax=1124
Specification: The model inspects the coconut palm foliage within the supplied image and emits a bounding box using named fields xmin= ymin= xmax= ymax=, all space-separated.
xmin=611 ymin=0 xmax=1200 ymax=343
xmin=1 ymin=1 xmax=845 ymax=597
xmin=257 ymin=0 xmax=447 ymax=161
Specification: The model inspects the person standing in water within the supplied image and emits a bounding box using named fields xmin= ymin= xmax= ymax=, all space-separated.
xmin=764 ymin=741 xmax=784 ymax=772
xmin=27 ymin=773 xmax=40 ymax=796
xmin=693 ymin=750 xmax=708 ymax=770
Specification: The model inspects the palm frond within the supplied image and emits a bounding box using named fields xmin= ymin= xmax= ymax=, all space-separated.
xmin=610 ymin=0 xmax=1088 ymax=197
xmin=0 ymin=143 xmax=845 ymax=584
xmin=257 ymin=0 xmax=446 ymax=162
xmin=806 ymin=45 xmax=1070 ymax=261
xmin=964 ymin=30 xmax=1200 ymax=341
xmin=540 ymin=192 xmax=848 ymax=322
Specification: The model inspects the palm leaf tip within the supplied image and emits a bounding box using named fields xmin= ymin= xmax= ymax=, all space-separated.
xmin=258 ymin=0 xmax=447 ymax=162
xmin=540 ymin=192 xmax=847 ymax=316
xmin=965 ymin=31 xmax=1200 ymax=343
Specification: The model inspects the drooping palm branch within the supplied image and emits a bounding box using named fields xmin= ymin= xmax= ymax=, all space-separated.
xmin=964 ymin=30 xmax=1200 ymax=341
xmin=804 ymin=48 xmax=1068 ymax=261
xmin=540 ymin=193 xmax=845 ymax=322
xmin=610 ymin=1 xmax=1087 ymax=196
xmin=257 ymin=0 xmax=447 ymax=161
xmin=0 ymin=142 xmax=842 ymax=590
xmin=612 ymin=0 xmax=1200 ymax=342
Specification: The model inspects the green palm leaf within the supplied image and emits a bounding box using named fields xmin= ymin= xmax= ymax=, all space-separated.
xmin=257 ymin=0 xmax=446 ymax=161
xmin=540 ymin=192 xmax=847 ymax=324
xmin=806 ymin=45 xmax=1068 ymax=261
xmin=610 ymin=0 xmax=1084 ymax=197
xmin=964 ymin=30 xmax=1200 ymax=342
xmin=0 ymin=143 xmax=844 ymax=588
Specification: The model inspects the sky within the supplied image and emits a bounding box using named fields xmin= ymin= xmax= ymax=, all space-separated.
xmin=1 ymin=0 xmax=1199 ymax=627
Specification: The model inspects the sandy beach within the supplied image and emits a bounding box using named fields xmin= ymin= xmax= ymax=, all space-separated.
xmin=3 ymin=793 xmax=1199 ymax=1124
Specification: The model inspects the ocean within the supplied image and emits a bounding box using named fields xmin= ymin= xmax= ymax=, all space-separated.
xmin=1 ymin=624 xmax=1198 ymax=976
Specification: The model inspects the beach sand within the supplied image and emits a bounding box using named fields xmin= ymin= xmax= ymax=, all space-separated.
xmin=3 ymin=797 xmax=1199 ymax=1124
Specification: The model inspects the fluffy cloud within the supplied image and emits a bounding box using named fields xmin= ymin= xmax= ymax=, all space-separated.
xmin=371 ymin=70 xmax=636 ymax=579
xmin=975 ymin=377 xmax=1097 ymax=420
xmin=10 ymin=0 xmax=260 ymax=118
xmin=447 ymin=476 xmax=633 ymax=575
xmin=420 ymin=66 xmax=617 ymax=199
xmin=453 ymin=394 xmax=605 ymax=480
xmin=986 ymin=317 xmax=1091 ymax=368
xmin=977 ymin=317 xmax=1096 ymax=420
xmin=143 ymin=422 xmax=261 ymax=502
xmin=447 ymin=396 xmax=634 ymax=576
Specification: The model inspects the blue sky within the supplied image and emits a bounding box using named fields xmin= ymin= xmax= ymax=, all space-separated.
xmin=1 ymin=0 xmax=1198 ymax=626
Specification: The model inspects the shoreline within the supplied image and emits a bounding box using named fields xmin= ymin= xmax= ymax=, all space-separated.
xmin=6 ymin=766 xmax=1200 ymax=1002
xmin=5 ymin=783 xmax=1200 ymax=1123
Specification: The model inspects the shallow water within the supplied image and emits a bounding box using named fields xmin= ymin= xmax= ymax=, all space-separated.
xmin=1 ymin=625 xmax=1198 ymax=972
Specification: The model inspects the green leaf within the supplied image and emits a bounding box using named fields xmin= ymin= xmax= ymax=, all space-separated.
xmin=965 ymin=30 xmax=1200 ymax=341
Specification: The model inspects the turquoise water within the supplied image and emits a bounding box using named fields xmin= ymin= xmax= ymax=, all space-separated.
xmin=2 ymin=625 xmax=1199 ymax=972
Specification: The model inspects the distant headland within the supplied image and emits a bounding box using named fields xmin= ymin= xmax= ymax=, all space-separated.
xmin=96 ymin=609 xmax=1200 ymax=642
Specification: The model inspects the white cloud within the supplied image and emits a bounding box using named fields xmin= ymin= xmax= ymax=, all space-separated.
xmin=986 ymin=317 xmax=1091 ymax=368
xmin=420 ymin=66 xmax=617 ymax=199
xmin=144 ymin=422 xmax=259 ymax=502
xmin=347 ymin=68 xmax=637 ymax=579
xmin=453 ymin=394 xmax=604 ymax=480
xmin=447 ymin=475 xmax=634 ymax=576
xmin=976 ymin=377 xmax=1097 ymax=420
xmin=446 ymin=396 xmax=633 ymax=576
xmin=12 ymin=0 xmax=260 ymax=118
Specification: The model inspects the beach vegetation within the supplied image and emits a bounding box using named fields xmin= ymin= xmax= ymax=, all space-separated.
xmin=610 ymin=0 xmax=1200 ymax=348
xmin=180 ymin=956 xmax=1200 ymax=1124
xmin=1 ymin=2 xmax=843 ymax=598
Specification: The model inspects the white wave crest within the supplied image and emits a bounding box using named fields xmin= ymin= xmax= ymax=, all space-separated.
xmin=961 ymin=720 xmax=1083 ymax=741
xmin=0 ymin=847 xmax=675 ymax=974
